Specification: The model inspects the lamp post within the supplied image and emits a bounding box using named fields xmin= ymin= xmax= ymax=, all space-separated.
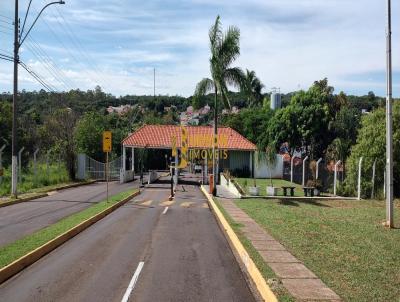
xmin=11 ymin=0 xmax=65 ymax=197
xmin=385 ymin=0 xmax=394 ymax=228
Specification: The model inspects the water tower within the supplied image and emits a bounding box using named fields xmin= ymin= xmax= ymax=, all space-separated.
xmin=270 ymin=87 xmax=281 ymax=110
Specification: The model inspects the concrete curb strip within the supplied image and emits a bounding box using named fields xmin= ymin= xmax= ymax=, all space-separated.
xmin=0 ymin=190 xmax=140 ymax=284
xmin=54 ymin=180 xmax=97 ymax=191
xmin=200 ymin=185 xmax=278 ymax=302
xmin=0 ymin=193 xmax=49 ymax=208
xmin=0 ymin=180 xmax=97 ymax=208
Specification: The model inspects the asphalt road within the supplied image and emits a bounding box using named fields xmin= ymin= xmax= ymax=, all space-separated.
xmin=0 ymin=180 xmax=139 ymax=247
xmin=0 ymin=179 xmax=255 ymax=302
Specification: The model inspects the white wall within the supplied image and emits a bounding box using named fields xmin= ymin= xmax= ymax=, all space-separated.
xmin=254 ymin=153 xmax=283 ymax=179
xmin=120 ymin=170 xmax=134 ymax=183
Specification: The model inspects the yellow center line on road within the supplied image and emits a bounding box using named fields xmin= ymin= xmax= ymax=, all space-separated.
xmin=180 ymin=201 xmax=195 ymax=208
xmin=160 ymin=200 xmax=175 ymax=207
xmin=140 ymin=200 xmax=153 ymax=206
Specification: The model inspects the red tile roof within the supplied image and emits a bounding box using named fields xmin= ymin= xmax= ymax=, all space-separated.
xmin=123 ymin=125 xmax=256 ymax=151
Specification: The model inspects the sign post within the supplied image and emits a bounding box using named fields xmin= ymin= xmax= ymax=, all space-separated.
xmin=103 ymin=131 xmax=112 ymax=202
xmin=171 ymin=137 xmax=177 ymax=197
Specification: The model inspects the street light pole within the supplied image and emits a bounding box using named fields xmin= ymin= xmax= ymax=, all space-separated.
xmin=385 ymin=0 xmax=394 ymax=228
xmin=11 ymin=0 xmax=19 ymax=197
xmin=11 ymin=0 xmax=65 ymax=197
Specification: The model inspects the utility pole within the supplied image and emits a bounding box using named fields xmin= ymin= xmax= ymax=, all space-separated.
xmin=11 ymin=0 xmax=65 ymax=197
xmin=385 ymin=0 xmax=394 ymax=228
xmin=213 ymin=85 xmax=218 ymax=196
xmin=11 ymin=0 xmax=19 ymax=197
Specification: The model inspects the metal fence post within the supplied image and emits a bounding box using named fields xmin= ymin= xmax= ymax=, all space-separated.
xmin=316 ymin=158 xmax=322 ymax=180
xmin=357 ymin=157 xmax=363 ymax=200
xmin=371 ymin=159 xmax=376 ymax=199
xmin=0 ymin=145 xmax=6 ymax=184
xmin=302 ymin=156 xmax=309 ymax=187
xmin=334 ymin=160 xmax=341 ymax=196
xmin=18 ymin=147 xmax=25 ymax=183
xmin=290 ymin=156 xmax=295 ymax=183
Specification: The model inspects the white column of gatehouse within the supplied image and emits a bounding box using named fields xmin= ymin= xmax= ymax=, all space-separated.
xmin=122 ymin=146 xmax=126 ymax=172
xmin=131 ymin=147 xmax=134 ymax=172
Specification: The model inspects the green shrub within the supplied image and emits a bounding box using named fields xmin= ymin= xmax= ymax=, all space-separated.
xmin=344 ymin=103 xmax=400 ymax=198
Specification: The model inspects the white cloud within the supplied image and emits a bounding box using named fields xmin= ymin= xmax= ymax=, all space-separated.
xmin=0 ymin=0 xmax=399 ymax=96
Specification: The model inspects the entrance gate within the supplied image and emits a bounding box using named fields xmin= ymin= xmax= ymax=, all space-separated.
xmin=85 ymin=155 xmax=121 ymax=181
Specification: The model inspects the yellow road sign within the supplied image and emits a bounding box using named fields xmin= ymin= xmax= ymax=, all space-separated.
xmin=171 ymin=136 xmax=177 ymax=157
xmin=103 ymin=131 xmax=112 ymax=152
xmin=178 ymin=126 xmax=188 ymax=168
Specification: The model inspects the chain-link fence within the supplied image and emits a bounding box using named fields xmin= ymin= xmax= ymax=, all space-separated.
xmin=85 ymin=155 xmax=121 ymax=181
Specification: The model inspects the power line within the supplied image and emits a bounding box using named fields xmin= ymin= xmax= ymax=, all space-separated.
xmin=28 ymin=37 xmax=77 ymax=89
xmin=25 ymin=36 xmax=76 ymax=90
xmin=0 ymin=14 xmax=12 ymax=20
xmin=0 ymin=53 xmax=13 ymax=62
xmin=39 ymin=16 xmax=106 ymax=90
xmin=0 ymin=48 xmax=13 ymax=57
xmin=52 ymin=6 xmax=110 ymax=89
xmin=0 ymin=19 xmax=13 ymax=25
xmin=0 ymin=29 xmax=12 ymax=35
xmin=0 ymin=24 xmax=13 ymax=31
xmin=20 ymin=60 xmax=58 ymax=92
xmin=25 ymin=41 xmax=70 ymax=91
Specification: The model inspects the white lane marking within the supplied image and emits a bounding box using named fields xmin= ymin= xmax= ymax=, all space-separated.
xmin=162 ymin=206 xmax=169 ymax=215
xmin=121 ymin=261 xmax=145 ymax=302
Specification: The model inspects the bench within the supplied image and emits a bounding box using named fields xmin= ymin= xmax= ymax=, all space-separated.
xmin=281 ymin=186 xmax=296 ymax=197
xmin=303 ymin=187 xmax=315 ymax=197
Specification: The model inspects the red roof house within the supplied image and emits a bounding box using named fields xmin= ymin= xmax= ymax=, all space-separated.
xmin=123 ymin=125 xmax=256 ymax=151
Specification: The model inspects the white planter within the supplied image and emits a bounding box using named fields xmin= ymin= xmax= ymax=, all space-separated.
xmin=314 ymin=188 xmax=320 ymax=196
xmin=267 ymin=186 xmax=279 ymax=196
xmin=248 ymin=186 xmax=260 ymax=196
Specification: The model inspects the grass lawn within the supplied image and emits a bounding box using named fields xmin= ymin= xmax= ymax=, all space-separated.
xmin=0 ymin=164 xmax=70 ymax=197
xmin=214 ymin=198 xmax=295 ymax=302
xmin=235 ymin=198 xmax=400 ymax=301
xmin=235 ymin=178 xmax=303 ymax=197
xmin=0 ymin=189 xmax=136 ymax=269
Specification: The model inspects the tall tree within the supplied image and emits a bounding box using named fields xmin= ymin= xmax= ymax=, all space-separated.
xmin=242 ymin=69 xmax=264 ymax=107
xmin=41 ymin=108 xmax=78 ymax=180
xmin=194 ymin=16 xmax=245 ymax=195
xmin=267 ymin=80 xmax=331 ymax=157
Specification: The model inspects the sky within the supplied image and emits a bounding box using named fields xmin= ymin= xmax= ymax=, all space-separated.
xmin=0 ymin=0 xmax=400 ymax=97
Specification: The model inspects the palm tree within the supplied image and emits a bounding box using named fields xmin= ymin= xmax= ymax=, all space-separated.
xmin=195 ymin=16 xmax=245 ymax=196
xmin=242 ymin=69 xmax=264 ymax=107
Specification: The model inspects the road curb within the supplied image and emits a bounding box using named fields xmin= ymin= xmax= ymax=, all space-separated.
xmin=200 ymin=185 xmax=278 ymax=302
xmin=0 ymin=193 xmax=49 ymax=208
xmin=0 ymin=190 xmax=140 ymax=284
xmin=54 ymin=180 xmax=97 ymax=191
xmin=0 ymin=180 xmax=97 ymax=208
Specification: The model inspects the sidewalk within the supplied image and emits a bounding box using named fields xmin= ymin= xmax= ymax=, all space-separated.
xmin=218 ymin=198 xmax=341 ymax=301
